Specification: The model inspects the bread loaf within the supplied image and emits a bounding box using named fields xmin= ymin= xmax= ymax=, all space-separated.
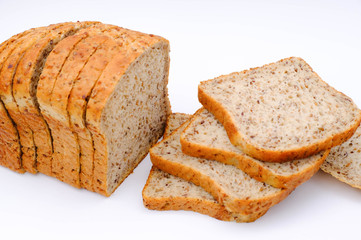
xmin=0 ymin=22 xmax=171 ymax=196
xmin=198 ymin=57 xmax=361 ymax=163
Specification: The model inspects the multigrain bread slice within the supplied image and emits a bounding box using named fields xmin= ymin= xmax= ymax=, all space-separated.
xmin=144 ymin=113 xmax=268 ymax=222
xmin=12 ymin=21 xmax=97 ymax=176
xmin=86 ymin=30 xmax=171 ymax=196
xmin=143 ymin=167 xmax=267 ymax=222
xmin=150 ymin=120 xmax=292 ymax=214
xmin=321 ymin=124 xmax=361 ymax=189
xmin=181 ymin=108 xmax=329 ymax=189
xmin=198 ymin=57 xmax=361 ymax=163
xmin=67 ymin=35 xmax=121 ymax=190
xmin=0 ymin=23 xmax=66 ymax=173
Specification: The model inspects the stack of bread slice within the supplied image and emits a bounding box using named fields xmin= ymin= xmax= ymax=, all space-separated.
xmin=143 ymin=57 xmax=361 ymax=222
xmin=0 ymin=21 xmax=171 ymax=196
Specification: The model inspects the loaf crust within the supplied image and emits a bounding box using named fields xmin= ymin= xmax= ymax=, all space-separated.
xmin=12 ymin=21 xmax=95 ymax=176
xmin=180 ymin=108 xmax=329 ymax=189
xmin=0 ymin=23 xmax=64 ymax=173
xmin=86 ymin=31 xmax=170 ymax=196
xmin=198 ymin=57 xmax=361 ymax=163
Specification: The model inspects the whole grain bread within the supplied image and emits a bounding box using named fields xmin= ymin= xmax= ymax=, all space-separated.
xmin=181 ymin=108 xmax=329 ymax=189
xmin=198 ymin=57 xmax=361 ymax=163
xmin=150 ymin=120 xmax=292 ymax=214
xmin=0 ymin=22 xmax=171 ymax=197
xmin=321 ymin=124 xmax=361 ymax=189
xmin=86 ymin=29 xmax=171 ymax=196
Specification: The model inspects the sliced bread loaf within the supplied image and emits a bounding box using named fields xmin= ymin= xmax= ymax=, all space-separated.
xmin=181 ymin=108 xmax=329 ymax=189
xmin=198 ymin=57 xmax=361 ymax=163
xmin=321 ymin=124 xmax=361 ymax=189
xmin=86 ymin=30 xmax=171 ymax=196
xmin=150 ymin=120 xmax=292 ymax=214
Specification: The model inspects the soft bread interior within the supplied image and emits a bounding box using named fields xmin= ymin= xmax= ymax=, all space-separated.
xmin=101 ymin=42 xmax=170 ymax=193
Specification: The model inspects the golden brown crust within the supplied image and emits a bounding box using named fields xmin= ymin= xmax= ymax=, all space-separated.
xmin=86 ymin=32 xmax=168 ymax=195
xmin=180 ymin=108 xmax=330 ymax=189
xmin=198 ymin=57 xmax=361 ymax=163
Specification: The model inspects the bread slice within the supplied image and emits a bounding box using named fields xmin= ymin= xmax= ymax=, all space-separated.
xmin=12 ymin=21 xmax=97 ymax=176
xmin=143 ymin=167 xmax=267 ymax=222
xmin=144 ymin=113 xmax=267 ymax=222
xmin=0 ymin=23 xmax=67 ymax=173
xmin=198 ymin=57 xmax=361 ymax=163
xmin=150 ymin=120 xmax=292 ymax=214
xmin=67 ymin=35 xmax=121 ymax=190
xmin=181 ymin=108 xmax=329 ymax=189
xmin=321 ymin=124 xmax=361 ymax=189
xmin=86 ymin=31 xmax=171 ymax=196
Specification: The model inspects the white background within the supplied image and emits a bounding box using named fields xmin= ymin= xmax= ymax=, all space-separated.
xmin=0 ymin=0 xmax=360 ymax=239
